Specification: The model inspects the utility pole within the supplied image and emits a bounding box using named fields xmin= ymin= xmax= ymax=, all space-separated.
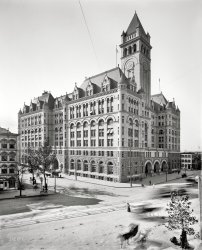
xmin=129 ymin=133 xmax=132 ymax=188
xmin=54 ymin=175 xmax=56 ymax=193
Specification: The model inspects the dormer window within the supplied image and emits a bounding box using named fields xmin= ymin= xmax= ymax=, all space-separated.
xmin=86 ymin=81 xmax=94 ymax=97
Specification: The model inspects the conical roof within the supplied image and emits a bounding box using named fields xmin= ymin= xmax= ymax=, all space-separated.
xmin=118 ymin=72 xmax=129 ymax=85
xmin=126 ymin=12 xmax=146 ymax=35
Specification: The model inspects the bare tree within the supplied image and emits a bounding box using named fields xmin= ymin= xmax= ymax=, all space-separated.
xmin=27 ymin=141 xmax=56 ymax=192
xmin=16 ymin=163 xmax=27 ymax=196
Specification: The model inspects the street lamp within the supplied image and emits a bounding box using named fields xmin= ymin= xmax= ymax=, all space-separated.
xmin=54 ymin=174 xmax=56 ymax=193
xmin=129 ymin=119 xmax=133 ymax=188
xmin=74 ymin=160 xmax=77 ymax=181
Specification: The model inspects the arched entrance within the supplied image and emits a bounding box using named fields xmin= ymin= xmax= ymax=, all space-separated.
xmin=107 ymin=162 xmax=113 ymax=175
xmin=161 ymin=161 xmax=167 ymax=172
xmin=145 ymin=161 xmax=152 ymax=176
xmin=154 ymin=161 xmax=160 ymax=173
xmin=53 ymin=159 xmax=59 ymax=170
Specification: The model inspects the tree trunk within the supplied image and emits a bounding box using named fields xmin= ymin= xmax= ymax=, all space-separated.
xmin=43 ymin=171 xmax=47 ymax=192
xmin=180 ymin=229 xmax=189 ymax=249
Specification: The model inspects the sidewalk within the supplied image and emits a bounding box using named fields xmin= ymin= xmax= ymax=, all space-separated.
xmin=0 ymin=183 xmax=55 ymax=201
xmin=61 ymin=170 xmax=197 ymax=188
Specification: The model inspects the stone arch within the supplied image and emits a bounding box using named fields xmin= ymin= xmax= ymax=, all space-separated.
xmin=53 ymin=158 xmax=59 ymax=170
xmin=105 ymin=115 xmax=116 ymax=122
xmin=161 ymin=161 xmax=168 ymax=172
xmin=107 ymin=161 xmax=114 ymax=175
xmin=145 ymin=161 xmax=152 ymax=175
xmin=76 ymin=122 xmax=81 ymax=128
xmin=98 ymin=118 xmax=104 ymax=126
xmin=98 ymin=161 xmax=104 ymax=173
xmin=90 ymin=160 xmax=96 ymax=172
xmin=153 ymin=161 xmax=160 ymax=173
xmin=77 ymin=159 xmax=81 ymax=170
xmin=90 ymin=120 xmax=96 ymax=127
xmin=83 ymin=121 xmax=89 ymax=128
xmin=83 ymin=160 xmax=89 ymax=171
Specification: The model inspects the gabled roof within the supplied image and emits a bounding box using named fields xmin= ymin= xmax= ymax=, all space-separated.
xmin=80 ymin=67 xmax=123 ymax=92
xmin=0 ymin=127 xmax=17 ymax=136
xmin=126 ymin=12 xmax=146 ymax=36
xmin=0 ymin=127 xmax=9 ymax=134
xmin=151 ymin=93 xmax=168 ymax=106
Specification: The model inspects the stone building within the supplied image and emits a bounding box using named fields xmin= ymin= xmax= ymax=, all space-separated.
xmin=0 ymin=127 xmax=18 ymax=190
xmin=18 ymin=13 xmax=181 ymax=183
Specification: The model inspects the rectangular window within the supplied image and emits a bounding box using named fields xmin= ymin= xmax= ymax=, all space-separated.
xmin=91 ymin=130 xmax=96 ymax=137
xmin=99 ymin=129 xmax=104 ymax=137
xmin=2 ymin=169 xmax=7 ymax=174
xmin=99 ymin=139 xmax=104 ymax=147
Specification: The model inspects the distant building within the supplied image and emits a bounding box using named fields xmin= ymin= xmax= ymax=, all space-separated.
xmin=18 ymin=13 xmax=181 ymax=183
xmin=0 ymin=127 xmax=18 ymax=190
xmin=181 ymin=152 xmax=202 ymax=171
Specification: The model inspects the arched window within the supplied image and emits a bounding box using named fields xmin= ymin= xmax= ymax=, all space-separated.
xmin=99 ymin=119 xmax=104 ymax=127
xmin=133 ymin=44 xmax=136 ymax=53
xmin=77 ymin=122 xmax=81 ymax=129
xmin=107 ymin=162 xmax=113 ymax=175
xmin=77 ymin=160 xmax=81 ymax=170
xmin=107 ymin=118 xmax=113 ymax=126
xmin=129 ymin=118 xmax=133 ymax=126
xmin=70 ymin=123 xmax=74 ymax=129
xmin=70 ymin=159 xmax=74 ymax=170
xmin=128 ymin=46 xmax=132 ymax=54
xmin=83 ymin=121 xmax=88 ymax=128
xmin=1 ymin=152 xmax=7 ymax=161
xmin=84 ymin=160 xmax=88 ymax=171
xmin=124 ymin=48 xmax=127 ymax=56
xmin=91 ymin=161 xmax=96 ymax=172
xmin=99 ymin=161 xmax=104 ymax=173
xmin=91 ymin=120 xmax=96 ymax=127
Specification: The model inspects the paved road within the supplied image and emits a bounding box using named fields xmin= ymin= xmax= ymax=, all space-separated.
xmin=0 ymin=198 xmax=166 ymax=230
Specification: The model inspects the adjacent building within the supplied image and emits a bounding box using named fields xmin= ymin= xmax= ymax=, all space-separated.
xmin=181 ymin=152 xmax=201 ymax=171
xmin=18 ymin=13 xmax=181 ymax=183
xmin=0 ymin=127 xmax=18 ymax=190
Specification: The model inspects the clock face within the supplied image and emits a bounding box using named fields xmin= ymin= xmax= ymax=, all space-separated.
xmin=126 ymin=61 xmax=134 ymax=70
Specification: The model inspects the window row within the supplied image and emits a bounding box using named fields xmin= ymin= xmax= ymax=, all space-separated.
xmin=70 ymin=160 xmax=114 ymax=175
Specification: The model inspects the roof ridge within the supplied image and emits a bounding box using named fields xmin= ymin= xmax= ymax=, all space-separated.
xmin=84 ymin=67 xmax=120 ymax=81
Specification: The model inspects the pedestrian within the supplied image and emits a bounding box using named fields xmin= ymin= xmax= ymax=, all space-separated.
xmin=149 ymin=180 xmax=152 ymax=185
xmin=127 ymin=203 xmax=131 ymax=212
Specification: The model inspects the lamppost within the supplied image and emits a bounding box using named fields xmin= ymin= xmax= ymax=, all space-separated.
xmin=74 ymin=160 xmax=77 ymax=181
xmin=54 ymin=174 xmax=56 ymax=193
xmin=129 ymin=121 xmax=133 ymax=188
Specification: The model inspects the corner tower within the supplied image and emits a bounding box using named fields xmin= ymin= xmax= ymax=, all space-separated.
xmin=120 ymin=12 xmax=152 ymax=105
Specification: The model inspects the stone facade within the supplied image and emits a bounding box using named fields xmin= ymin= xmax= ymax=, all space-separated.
xmin=0 ymin=127 xmax=18 ymax=190
xmin=18 ymin=13 xmax=181 ymax=183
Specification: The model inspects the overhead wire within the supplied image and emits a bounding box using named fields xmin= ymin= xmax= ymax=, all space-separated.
xmin=78 ymin=0 xmax=100 ymax=70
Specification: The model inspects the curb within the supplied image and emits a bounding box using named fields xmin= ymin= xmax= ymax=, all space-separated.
xmin=63 ymin=176 xmax=141 ymax=188
xmin=0 ymin=192 xmax=56 ymax=201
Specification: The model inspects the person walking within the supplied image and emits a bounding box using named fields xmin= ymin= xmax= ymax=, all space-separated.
xmin=127 ymin=203 xmax=131 ymax=212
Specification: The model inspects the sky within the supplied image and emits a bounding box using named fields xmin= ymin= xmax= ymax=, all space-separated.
xmin=0 ymin=0 xmax=201 ymax=151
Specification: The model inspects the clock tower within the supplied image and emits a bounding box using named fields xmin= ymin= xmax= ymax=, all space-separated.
xmin=120 ymin=12 xmax=152 ymax=105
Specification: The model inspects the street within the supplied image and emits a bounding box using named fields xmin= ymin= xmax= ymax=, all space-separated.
xmin=0 ymin=171 xmax=201 ymax=249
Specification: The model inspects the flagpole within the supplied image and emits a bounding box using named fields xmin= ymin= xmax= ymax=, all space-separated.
xmin=116 ymin=45 xmax=118 ymax=67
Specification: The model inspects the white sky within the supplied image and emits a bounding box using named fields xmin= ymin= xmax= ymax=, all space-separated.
xmin=0 ymin=0 xmax=201 ymax=151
